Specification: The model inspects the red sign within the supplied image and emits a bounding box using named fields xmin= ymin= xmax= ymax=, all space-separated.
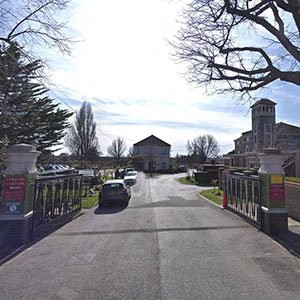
xmin=3 ymin=176 xmax=26 ymax=201
xmin=269 ymin=184 xmax=285 ymax=201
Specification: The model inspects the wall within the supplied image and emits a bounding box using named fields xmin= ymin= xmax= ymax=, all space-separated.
xmin=133 ymin=145 xmax=170 ymax=172
xmin=285 ymin=182 xmax=300 ymax=222
xmin=143 ymin=156 xmax=170 ymax=172
xmin=134 ymin=145 xmax=170 ymax=156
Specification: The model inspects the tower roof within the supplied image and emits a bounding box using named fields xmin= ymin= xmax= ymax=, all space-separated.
xmin=250 ymin=98 xmax=276 ymax=108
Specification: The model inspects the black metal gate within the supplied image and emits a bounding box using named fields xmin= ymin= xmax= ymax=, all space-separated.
xmin=225 ymin=173 xmax=262 ymax=229
xmin=32 ymin=174 xmax=83 ymax=234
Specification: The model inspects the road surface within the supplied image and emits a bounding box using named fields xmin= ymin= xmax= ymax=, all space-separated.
xmin=0 ymin=173 xmax=299 ymax=299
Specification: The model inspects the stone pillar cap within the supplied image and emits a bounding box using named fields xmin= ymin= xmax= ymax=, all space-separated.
xmin=259 ymin=148 xmax=281 ymax=155
xmin=9 ymin=144 xmax=40 ymax=153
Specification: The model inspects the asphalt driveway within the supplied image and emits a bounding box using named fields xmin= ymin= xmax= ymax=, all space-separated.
xmin=0 ymin=173 xmax=299 ymax=300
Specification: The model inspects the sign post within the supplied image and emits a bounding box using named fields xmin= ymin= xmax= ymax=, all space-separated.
xmin=0 ymin=144 xmax=40 ymax=249
xmin=258 ymin=148 xmax=288 ymax=234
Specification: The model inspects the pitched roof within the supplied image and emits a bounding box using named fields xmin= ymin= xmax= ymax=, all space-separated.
xmin=276 ymin=122 xmax=300 ymax=133
xmin=242 ymin=130 xmax=252 ymax=136
xmin=134 ymin=135 xmax=171 ymax=147
xmin=250 ymin=98 xmax=276 ymax=108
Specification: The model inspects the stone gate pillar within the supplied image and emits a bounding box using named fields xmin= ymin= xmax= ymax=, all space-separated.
xmin=0 ymin=144 xmax=40 ymax=249
xmin=258 ymin=148 xmax=288 ymax=234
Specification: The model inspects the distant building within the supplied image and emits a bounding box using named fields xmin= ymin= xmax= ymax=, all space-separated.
xmin=133 ymin=135 xmax=171 ymax=172
xmin=225 ymin=99 xmax=300 ymax=177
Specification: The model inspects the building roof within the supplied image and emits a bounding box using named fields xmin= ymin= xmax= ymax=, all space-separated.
xmin=134 ymin=135 xmax=171 ymax=147
xmin=250 ymin=98 xmax=276 ymax=108
xmin=276 ymin=122 xmax=300 ymax=133
xmin=242 ymin=130 xmax=252 ymax=136
xmin=222 ymin=150 xmax=235 ymax=157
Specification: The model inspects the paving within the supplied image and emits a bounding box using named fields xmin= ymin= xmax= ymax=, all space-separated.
xmin=0 ymin=173 xmax=299 ymax=300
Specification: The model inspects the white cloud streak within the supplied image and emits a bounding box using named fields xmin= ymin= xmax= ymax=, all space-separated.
xmin=47 ymin=0 xmax=266 ymax=156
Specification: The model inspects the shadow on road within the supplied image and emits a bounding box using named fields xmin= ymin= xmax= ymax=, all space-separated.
xmin=272 ymin=228 xmax=300 ymax=258
xmin=0 ymin=211 xmax=84 ymax=265
xmin=94 ymin=204 xmax=128 ymax=215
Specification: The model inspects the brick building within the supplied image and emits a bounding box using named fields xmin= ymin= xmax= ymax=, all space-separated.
xmin=225 ymin=99 xmax=300 ymax=177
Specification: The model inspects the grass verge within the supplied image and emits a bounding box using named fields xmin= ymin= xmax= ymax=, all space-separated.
xmin=200 ymin=188 xmax=223 ymax=206
xmin=81 ymin=192 xmax=99 ymax=209
xmin=178 ymin=176 xmax=198 ymax=185
xmin=285 ymin=177 xmax=300 ymax=184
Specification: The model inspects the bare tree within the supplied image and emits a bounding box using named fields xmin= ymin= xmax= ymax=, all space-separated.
xmin=175 ymin=0 xmax=300 ymax=100
xmin=65 ymin=102 xmax=100 ymax=162
xmin=186 ymin=134 xmax=219 ymax=164
xmin=107 ymin=137 xmax=127 ymax=164
xmin=0 ymin=0 xmax=73 ymax=59
xmin=127 ymin=146 xmax=134 ymax=157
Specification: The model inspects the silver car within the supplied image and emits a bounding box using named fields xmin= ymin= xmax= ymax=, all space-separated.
xmin=124 ymin=171 xmax=138 ymax=186
xmin=99 ymin=179 xmax=131 ymax=206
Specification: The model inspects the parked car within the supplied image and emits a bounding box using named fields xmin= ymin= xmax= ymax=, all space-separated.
xmin=124 ymin=167 xmax=135 ymax=174
xmin=178 ymin=165 xmax=187 ymax=173
xmin=98 ymin=179 xmax=131 ymax=206
xmin=114 ymin=167 xmax=135 ymax=179
xmin=38 ymin=164 xmax=75 ymax=176
xmin=124 ymin=171 xmax=138 ymax=186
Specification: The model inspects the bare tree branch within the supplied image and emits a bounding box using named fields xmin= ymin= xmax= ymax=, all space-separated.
xmin=174 ymin=0 xmax=300 ymax=100
xmin=0 ymin=0 xmax=74 ymax=58
xmin=107 ymin=137 xmax=127 ymax=165
xmin=186 ymin=134 xmax=219 ymax=164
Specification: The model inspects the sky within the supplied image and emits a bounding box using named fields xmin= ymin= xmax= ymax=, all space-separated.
xmin=45 ymin=0 xmax=300 ymax=157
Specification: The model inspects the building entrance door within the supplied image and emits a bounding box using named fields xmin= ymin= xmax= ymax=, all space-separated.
xmin=148 ymin=161 xmax=156 ymax=173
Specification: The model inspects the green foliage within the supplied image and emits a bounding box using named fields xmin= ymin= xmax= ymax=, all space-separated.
xmin=285 ymin=177 xmax=300 ymax=184
xmin=169 ymin=164 xmax=179 ymax=174
xmin=0 ymin=43 xmax=73 ymax=160
xmin=81 ymin=174 xmax=114 ymax=209
xmin=178 ymin=176 xmax=197 ymax=185
xmin=81 ymin=192 xmax=99 ymax=209
xmin=0 ymin=136 xmax=9 ymax=193
xmin=200 ymin=189 xmax=223 ymax=206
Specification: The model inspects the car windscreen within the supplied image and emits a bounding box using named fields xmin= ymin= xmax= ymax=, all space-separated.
xmin=102 ymin=183 xmax=123 ymax=190
xmin=126 ymin=172 xmax=136 ymax=176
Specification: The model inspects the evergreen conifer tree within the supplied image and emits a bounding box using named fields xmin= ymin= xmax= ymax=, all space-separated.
xmin=0 ymin=43 xmax=73 ymax=160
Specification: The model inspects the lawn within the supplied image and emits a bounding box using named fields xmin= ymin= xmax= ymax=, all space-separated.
xmin=285 ymin=177 xmax=300 ymax=184
xmin=81 ymin=192 xmax=99 ymax=209
xmin=200 ymin=188 xmax=223 ymax=206
xmin=178 ymin=176 xmax=198 ymax=185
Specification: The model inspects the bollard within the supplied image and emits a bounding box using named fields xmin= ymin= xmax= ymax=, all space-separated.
xmin=222 ymin=191 xmax=227 ymax=209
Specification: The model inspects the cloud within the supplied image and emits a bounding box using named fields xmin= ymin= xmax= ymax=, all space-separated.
xmin=46 ymin=0 xmax=299 ymax=157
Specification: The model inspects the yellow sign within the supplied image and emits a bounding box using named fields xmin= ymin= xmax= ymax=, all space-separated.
xmin=271 ymin=175 xmax=283 ymax=184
